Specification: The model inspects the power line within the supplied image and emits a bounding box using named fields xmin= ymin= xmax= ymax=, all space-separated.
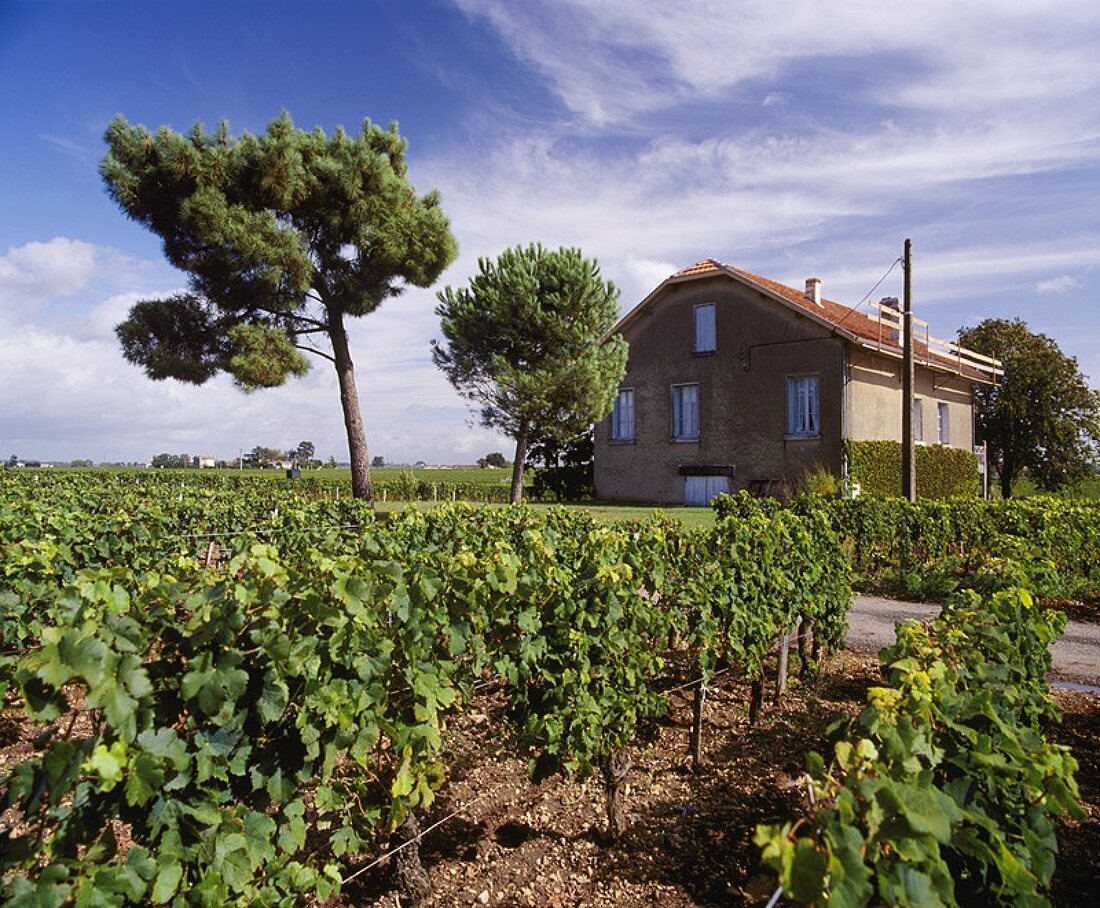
xmin=830 ymin=256 xmax=903 ymax=334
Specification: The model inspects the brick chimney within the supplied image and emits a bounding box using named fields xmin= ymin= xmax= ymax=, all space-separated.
xmin=804 ymin=277 xmax=822 ymax=307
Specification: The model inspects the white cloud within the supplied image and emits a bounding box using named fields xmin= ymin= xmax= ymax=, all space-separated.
xmin=0 ymin=237 xmax=98 ymax=309
xmin=1035 ymin=275 xmax=1081 ymax=295
xmin=456 ymin=1 xmax=1100 ymax=127
xmin=0 ymin=237 xmax=175 ymax=332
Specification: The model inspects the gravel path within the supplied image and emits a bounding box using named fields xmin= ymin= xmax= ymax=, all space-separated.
xmin=847 ymin=595 xmax=1100 ymax=687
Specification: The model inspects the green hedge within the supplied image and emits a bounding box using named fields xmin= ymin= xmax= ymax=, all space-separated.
xmin=845 ymin=439 xmax=978 ymax=499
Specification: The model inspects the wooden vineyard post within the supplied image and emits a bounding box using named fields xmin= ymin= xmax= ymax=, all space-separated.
xmin=602 ymin=749 xmax=633 ymax=841
xmin=690 ymin=681 xmax=706 ymax=771
xmin=774 ymin=630 xmax=790 ymax=703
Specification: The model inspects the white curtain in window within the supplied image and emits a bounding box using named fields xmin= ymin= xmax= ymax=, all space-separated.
xmin=611 ymin=389 xmax=634 ymax=441
xmin=786 ymin=376 xmax=819 ymax=435
xmin=938 ymin=402 xmax=949 ymax=444
xmin=673 ymin=385 xmax=699 ymax=439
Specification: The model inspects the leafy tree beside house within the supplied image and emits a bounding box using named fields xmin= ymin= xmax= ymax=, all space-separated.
xmin=959 ymin=318 xmax=1100 ymax=497
xmin=432 ymin=244 xmax=627 ymax=503
xmin=101 ymin=112 xmax=456 ymax=501
xmin=528 ymin=429 xmax=596 ymax=502
xmin=292 ymin=440 xmax=316 ymax=467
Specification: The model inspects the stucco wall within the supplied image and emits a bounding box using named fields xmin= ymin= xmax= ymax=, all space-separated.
xmin=847 ymin=352 xmax=974 ymax=449
xmin=594 ymin=276 xmax=846 ymax=504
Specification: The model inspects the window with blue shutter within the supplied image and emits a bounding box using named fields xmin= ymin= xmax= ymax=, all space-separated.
xmin=694 ymin=303 xmax=716 ymax=353
xmin=672 ymin=384 xmax=699 ymax=440
xmin=611 ymin=388 xmax=635 ymax=442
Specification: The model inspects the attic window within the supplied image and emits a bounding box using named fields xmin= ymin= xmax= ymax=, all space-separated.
xmin=694 ymin=303 xmax=716 ymax=353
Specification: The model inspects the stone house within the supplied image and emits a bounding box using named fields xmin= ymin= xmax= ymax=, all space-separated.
xmin=593 ymin=259 xmax=1000 ymax=505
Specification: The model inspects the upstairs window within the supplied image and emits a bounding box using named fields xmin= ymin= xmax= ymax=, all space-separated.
xmin=786 ymin=375 xmax=820 ymax=437
xmin=694 ymin=303 xmax=716 ymax=353
xmin=611 ymin=388 xmax=635 ymax=442
xmin=937 ymin=402 xmax=950 ymax=444
xmin=672 ymin=383 xmax=699 ymax=441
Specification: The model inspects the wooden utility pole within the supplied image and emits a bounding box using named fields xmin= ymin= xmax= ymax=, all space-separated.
xmin=902 ymin=238 xmax=916 ymax=501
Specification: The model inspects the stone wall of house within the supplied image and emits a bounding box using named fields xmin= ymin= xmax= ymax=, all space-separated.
xmin=594 ymin=275 xmax=846 ymax=504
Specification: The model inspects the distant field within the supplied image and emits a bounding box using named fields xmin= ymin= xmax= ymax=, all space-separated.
xmin=369 ymin=466 xmax=517 ymax=487
xmin=36 ymin=465 xmax=718 ymax=528
xmin=221 ymin=466 xmax=519 ymax=488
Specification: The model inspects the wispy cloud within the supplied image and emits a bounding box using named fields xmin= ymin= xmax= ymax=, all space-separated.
xmin=455 ymin=1 xmax=1100 ymax=127
xmin=38 ymin=133 xmax=100 ymax=167
xmin=1035 ymin=275 xmax=1081 ymax=295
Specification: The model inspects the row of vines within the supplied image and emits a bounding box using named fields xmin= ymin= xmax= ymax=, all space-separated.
xmin=814 ymin=495 xmax=1100 ymax=602
xmin=757 ymin=585 xmax=1083 ymax=906
xmin=0 ymin=473 xmax=850 ymax=905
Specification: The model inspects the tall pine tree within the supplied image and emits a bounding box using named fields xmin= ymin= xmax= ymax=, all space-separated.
xmin=433 ymin=244 xmax=627 ymax=502
xmin=101 ymin=112 xmax=457 ymax=500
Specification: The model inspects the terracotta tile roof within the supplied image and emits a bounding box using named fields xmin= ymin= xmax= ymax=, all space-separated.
xmin=664 ymin=259 xmax=995 ymax=382
xmin=673 ymin=259 xmax=889 ymax=346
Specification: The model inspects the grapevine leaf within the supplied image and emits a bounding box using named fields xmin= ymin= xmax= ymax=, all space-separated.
xmin=150 ymin=863 xmax=182 ymax=904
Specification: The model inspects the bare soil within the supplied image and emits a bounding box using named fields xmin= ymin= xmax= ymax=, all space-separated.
xmin=345 ymin=651 xmax=1100 ymax=907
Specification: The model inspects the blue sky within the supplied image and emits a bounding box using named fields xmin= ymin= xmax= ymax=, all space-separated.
xmin=2 ymin=0 xmax=1098 ymax=464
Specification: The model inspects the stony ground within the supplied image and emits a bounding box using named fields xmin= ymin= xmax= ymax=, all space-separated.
xmin=345 ymin=650 xmax=1100 ymax=908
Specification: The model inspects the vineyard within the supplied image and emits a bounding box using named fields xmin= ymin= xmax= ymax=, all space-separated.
xmin=0 ymin=473 xmax=1089 ymax=906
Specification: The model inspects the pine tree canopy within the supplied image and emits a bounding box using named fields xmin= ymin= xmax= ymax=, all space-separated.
xmin=100 ymin=111 xmax=457 ymax=499
xmin=101 ymin=111 xmax=456 ymax=389
xmin=432 ymin=243 xmax=627 ymax=502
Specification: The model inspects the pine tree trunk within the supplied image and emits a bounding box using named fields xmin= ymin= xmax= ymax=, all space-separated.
xmin=327 ymin=306 xmax=373 ymax=502
xmin=602 ymin=749 xmax=632 ymax=841
xmin=510 ymin=422 xmax=529 ymax=504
